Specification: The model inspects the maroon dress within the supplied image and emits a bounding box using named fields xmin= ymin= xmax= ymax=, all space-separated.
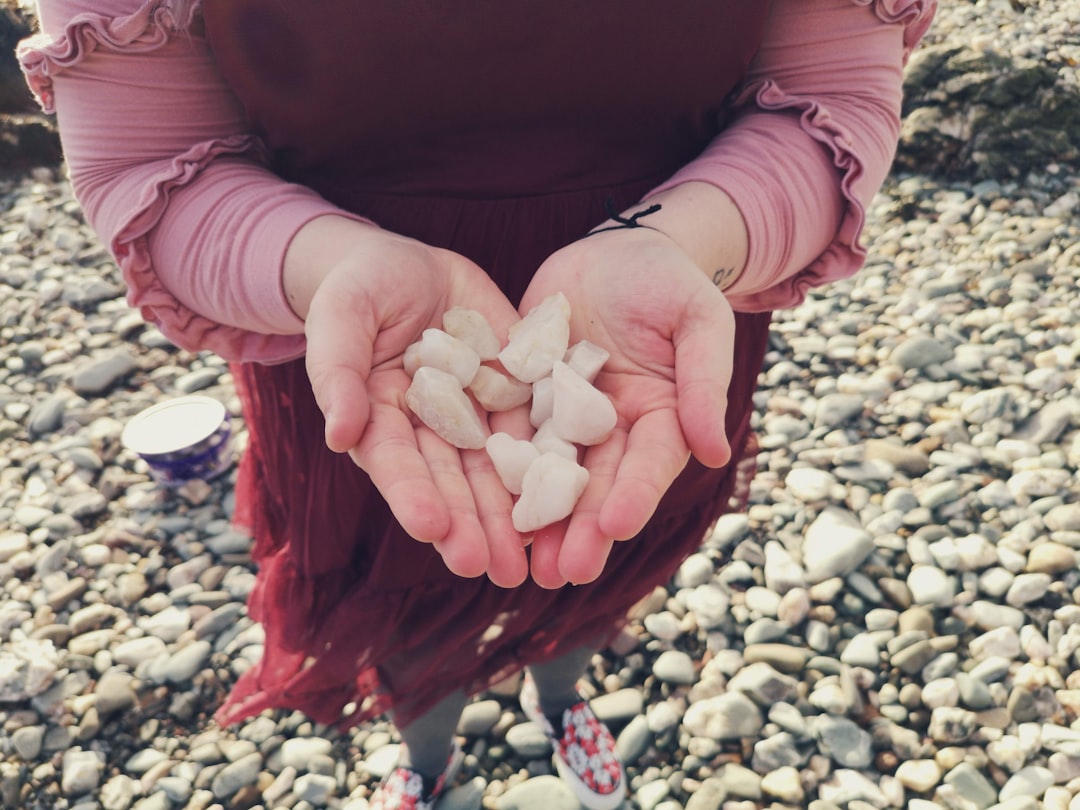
xmin=203 ymin=0 xmax=774 ymax=728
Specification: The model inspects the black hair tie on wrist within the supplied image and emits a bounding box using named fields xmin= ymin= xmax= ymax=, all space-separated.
xmin=585 ymin=198 xmax=663 ymax=237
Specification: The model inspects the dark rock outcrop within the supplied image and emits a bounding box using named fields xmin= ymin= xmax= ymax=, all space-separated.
xmin=895 ymin=44 xmax=1080 ymax=180
xmin=2 ymin=2 xmax=60 ymax=174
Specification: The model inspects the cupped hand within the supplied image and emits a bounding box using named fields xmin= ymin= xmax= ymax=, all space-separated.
xmin=300 ymin=228 xmax=529 ymax=586
xmin=521 ymin=228 xmax=736 ymax=588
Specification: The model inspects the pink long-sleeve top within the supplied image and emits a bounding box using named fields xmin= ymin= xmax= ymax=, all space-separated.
xmin=19 ymin=0 xmax=935 ymax=365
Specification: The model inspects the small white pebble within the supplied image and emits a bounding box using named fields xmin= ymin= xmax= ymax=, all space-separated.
xmin=405 ymin=367 xmax=489 ymax=449
xmin=486 ymin=433 xmax=540 ymax=495
xmin=512 ymin=452 xmax=590 ymax=533
xmin=442 ymin=307 xmax=501 ymax=360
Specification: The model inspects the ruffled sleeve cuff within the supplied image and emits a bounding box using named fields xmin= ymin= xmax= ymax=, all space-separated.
xmin=113 ymin=138 xmax=360 ymax=365
xmin=17 ymin=0 xmax=370 ymax=364
xmin=855 ymin=0 xmax=937 ymax=63
xmin=722 ymin=82 xmax=872 ymax=314
xmin=652 ymin=0 xmax=935 ymax=313
xmin=17 ymin=3 xmax=192 ymax=114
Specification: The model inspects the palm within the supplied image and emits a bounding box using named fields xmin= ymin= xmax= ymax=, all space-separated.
xmin=520 ymin=230 xmax=735 ymax=588
xmin=305 ymin=239 xmax=529 ymax=587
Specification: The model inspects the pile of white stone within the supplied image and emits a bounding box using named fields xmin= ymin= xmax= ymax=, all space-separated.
xmin=404 ymin=293 xmax=616 ymax=532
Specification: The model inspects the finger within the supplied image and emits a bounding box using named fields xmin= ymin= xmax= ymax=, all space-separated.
xmin=352 ymin=400 xmax=450 ymax=543
xmin=529 ymin=521 xmax=570 ymax=589
xmin=488 ymin=402 xmax=534 ymax=442
xmin=556 ymin=432 xmax=625 ymax=585
xmin=305 ymin=288 xmax=377 ymax=453
xmin=417 ymin=428 xmax=491 ymax=579
xmin=460 ymin=447 xmax=529 ymax=588
xmin=597 ymin=409 xmax=690 ymax=541
xmin=673 ymin=297 xmax=735 ymax=468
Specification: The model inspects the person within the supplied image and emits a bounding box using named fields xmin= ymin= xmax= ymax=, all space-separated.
xmin=18 ymin=1 xmax=936 ymax=808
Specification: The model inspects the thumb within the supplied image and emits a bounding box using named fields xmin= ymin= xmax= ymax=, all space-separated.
xmin=673 ymin=294 xmax=734 ymax=468
xmin=305 ymin=284 xmax=377 ymax=452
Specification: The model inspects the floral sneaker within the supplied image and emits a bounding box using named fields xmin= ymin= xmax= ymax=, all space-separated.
xmin=370 ymin=741 xmax=462 ymax=810
xmin=520 ymin=672 xmax=627 ymax=810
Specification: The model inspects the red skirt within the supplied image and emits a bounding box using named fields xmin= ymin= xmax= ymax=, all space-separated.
xmin=215 ymin=179 xmax=772 ymax=730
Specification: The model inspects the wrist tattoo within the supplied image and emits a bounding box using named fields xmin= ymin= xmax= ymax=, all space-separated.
xmin=584 ymin=198 xmax=663 ymax=237
xmin=712 ymin=267 xmax=737 ymax=289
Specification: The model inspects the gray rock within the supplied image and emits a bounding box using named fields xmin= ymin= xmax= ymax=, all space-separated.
xmin=615 ymin=715 xmax=651 ymax=764
xmin=590 ymin=688 xmax=643 ymax=724
xmin=164 ymin=641 xmax=211 ymax=683
xmin=175 ymin=367 xmax=222 ymax=393
xmin=652 ymin=650 xmax=696 ymax=684
xmin=928 ymin=707 xmax=980 ymax=744
xmin=751 ymin=732 xmax=805 ymax=771
xmin=210 ymin=751 xmax=263 ymax=798
xmin=812 ymin=716 xmax=874 ymax=769
xmin=293 ymin=773 xmax=337 ymax=804
xmin=727 ymin=662 xmax=799 ymax=706
xmin=715 ymin=763 xmax=762 ymax=800
xmin=683 ymin=692 xmax=762 ymax=740
xmin=907 ymin=565 xmax=956 ymax=607
xmin=635 ymin=778 xmax=671 ymax=810
xmin=1014 ymin=401 xmax=1073 ymax=444
xmin=504 ymin=723 xmax=552 ymax=760
xmin=813 ymin=393 xmax=865 ymax=430
xmin=495 ymin=775 xmax=582 ymax=810
xmin=674 ymin=553 xmax=714 ymax=588
xmin=100 ymin=775 xmax=139 ymax=810
xmin=803 ymin=508 xmax=874 ymax=583
xmin=684 ymin=778 xmax=727 ymax=810
xmin=890 ymin=333 xmax=954 ymax=370
xmin=744 ymin=618 xmax=789 ymax=646
xmin=708 ymin=514 xmax=749 ymax=549
xmin=11 ymin=726 xmax=45 ymax=760
xmin=362 ymin=745 xmax=402 ymax=779
xmin=62 ymin=749 xmax=104 ymax=797
xmin=279 ymin=737 xmax=334 ymax=770
xmin=71 ymin=349 xmax=138 ymax=395
xmin=839 ymin=634 xmax=881 ymax=668
xmin=438 ymin=776 xmax=486 ymax=810
xmin=93 ymin=671 xmax=135 ymax=716
xmin=27 ymin=391 xmax=69 ymax=435
xmin=134 ymin=792 xmax=174 ymax=810
xmin=943 ymin=762 xmax=998 ymax=810
xmin=458 ymin=700 xmax=502 ymax=737
xmin=124 ymin=749 xmax=169 ymax=775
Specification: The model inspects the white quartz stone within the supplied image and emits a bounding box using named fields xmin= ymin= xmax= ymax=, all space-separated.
xmin=405 ymin=366 xmax=489 ymax=450
xmin=530 ymin=376 xmax=554 ymax=428
xmin=403 ymin=328 xmax=481 ymax=386
xmin=485 ymin=433 xmax=541 ymax=495
xmin=498 ymin=293 xmax=571 ymax=383
xmin=564 ymin=339 xmax=610 ymax=383
xmin=469 ymin=366 xmax=533 ymax=412
xmin=551 ymin=362 xmax=617 ymax=446
xmin=512 ymin=452 xmax=590 ymax=533
xmin=442 ymin=307 xmax=501 ymax=361
xmin=532 ymin=419 xmax=579 ymax=462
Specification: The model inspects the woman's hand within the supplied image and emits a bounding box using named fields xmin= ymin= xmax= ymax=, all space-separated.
xmin=285 ymin=217 xmax=529 ymax=587
xmin=520 ymin=227 xmax=736 ymax=588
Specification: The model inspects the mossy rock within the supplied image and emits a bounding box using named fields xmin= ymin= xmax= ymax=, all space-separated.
xmin=896 ymin=43 xmax=1080 ymax=180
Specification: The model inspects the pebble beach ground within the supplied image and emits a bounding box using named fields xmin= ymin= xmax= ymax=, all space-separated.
xmin=2 ymin=2 xmax=1080 ymax=809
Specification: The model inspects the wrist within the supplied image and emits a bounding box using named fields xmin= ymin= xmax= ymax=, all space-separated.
xmin=282 ymin=215 xmax=387 ymax=319
xmin=599 ymin=182 xmax=748 ymax=291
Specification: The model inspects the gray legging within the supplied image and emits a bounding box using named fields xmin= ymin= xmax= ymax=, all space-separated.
xmin=397 ymin=645 xmax=596 ymax=777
